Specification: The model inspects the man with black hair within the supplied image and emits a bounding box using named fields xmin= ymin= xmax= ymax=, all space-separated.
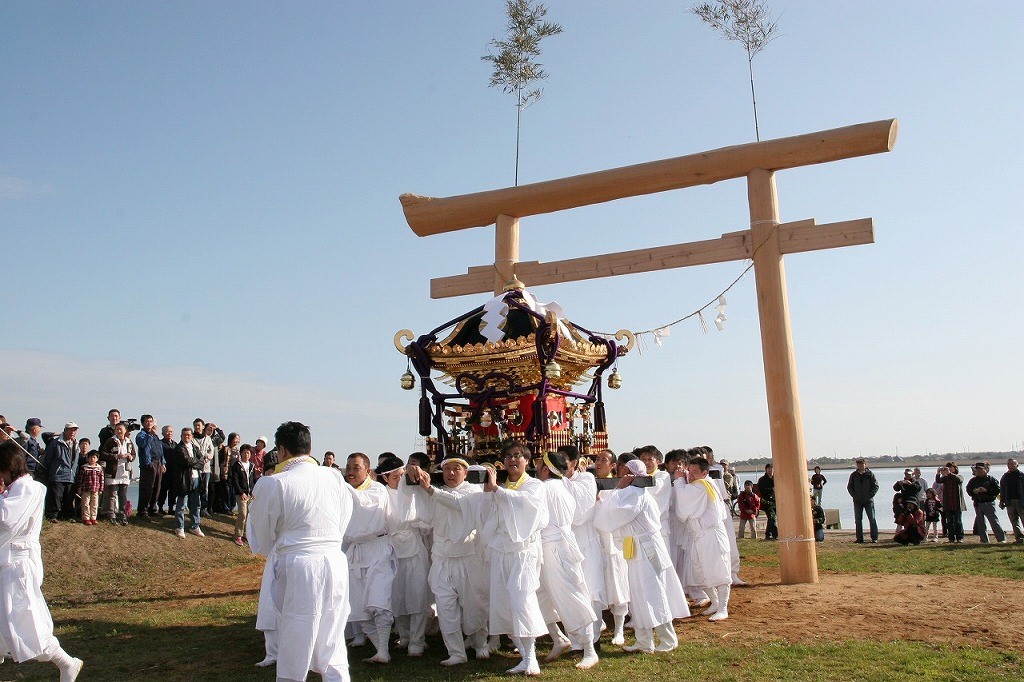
xmin=535 ymin=450 xmax=598 ymax=669
xmin=247 ymin=421 xmax=353 ymax=682
xmin=343 ymin=452 xmax=395 ymax=664
xmin=481 ymin=442 xmax=549 ymax=675
xmin=98 ymin=409 xmax=120 ymax=448
xmin=406 ymin=456 xmax=489 ymax=667
xmin=674 ymin=455 xmax=732 ymax=622
xmin=758 ymin=464 xmax=780 ymax=540
xmin=135 ymin=414 xmax=164 ymax=519
xmin=557 ymin=444 xmax=611 ymax=656
xmin=847 ymin=459 xmax=879 ymax=543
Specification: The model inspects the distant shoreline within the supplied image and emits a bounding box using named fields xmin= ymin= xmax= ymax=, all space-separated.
xmin=729 ymin=452 xmax=1021 ymax=474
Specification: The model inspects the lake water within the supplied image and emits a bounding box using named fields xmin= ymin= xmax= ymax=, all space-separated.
xmin=796 ymin=464 xmax=1012 ymax=532
xmin=123 ymin=465 xmax=1017 ymax=534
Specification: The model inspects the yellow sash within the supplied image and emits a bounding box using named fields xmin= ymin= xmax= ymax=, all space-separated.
xmin=695 ymin=477 xmax=720 ymax=503
xmin=505 ymin=472 xmax=530 ymax=490
xmin=356 ymin=477 xmax=373 ymax=491
xmin=623 ymin=536 xmax=636 ymax=560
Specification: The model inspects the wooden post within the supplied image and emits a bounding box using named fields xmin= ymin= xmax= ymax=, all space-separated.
xmin=494 ymin=214 xmax=520 ymax=295
xmin=747 ymin=168 xmax=819 ymax=585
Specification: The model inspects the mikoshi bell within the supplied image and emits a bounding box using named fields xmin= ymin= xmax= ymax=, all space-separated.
xmin=394 ymin=282 xmax=634 ymax=463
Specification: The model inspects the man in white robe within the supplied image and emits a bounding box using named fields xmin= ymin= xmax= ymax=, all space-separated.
xmin=591 ymin=449 xmax=629 ymax=645
xmin=559 ymin=446 xmax=608 ymax=648
xmin=246 ymin=422 xmax=353 ymax=682
xmin=536 ymin=450 xmax=599 ymax=669
xmin=481 ymin=443 xmax=549 ymax=676
xmin=594 ymin=459 xmax=689 ymax=653
xmin=666 ymin=449 xmax=710 ymax=606
xmin=377 ymin=456 xmax=432 ymax=657
xmin=637 ymin=446 xmax=673 ymax=546
xmin=673 ymin=454 xmax=732 ymax=621
xmin=0 ymin=441 xmax=83 ymax=682
xmin=407 ymin=458 xmax=490 ymax=666
xmin=703 ymin=446 xmax=747 ymax=586
xmin=342 ymin=452 xmax=396 ymax=663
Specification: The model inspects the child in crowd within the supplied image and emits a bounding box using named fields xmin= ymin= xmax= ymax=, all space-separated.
xmin=894 ymin=500 xmax=927 ymax=545
xmin=923 ymin=488 xmax=943 ymax=542
xmin=76 ymin=450 xmax=104 ymax=525
xmin=737 ymin=480 xmax=760 ymax=539
xmin=75 ymin=438 xmax=91 ymax=519
xmin=810 ymin=494 xmax=825 ymax=542
xmin=230 ymin=444 xmax=257 ymax=547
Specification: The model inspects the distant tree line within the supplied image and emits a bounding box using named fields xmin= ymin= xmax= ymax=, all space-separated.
xmin=730 ymin=451 xmax=1022 ymax=471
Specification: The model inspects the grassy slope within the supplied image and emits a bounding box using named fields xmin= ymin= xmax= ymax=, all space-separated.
xmin=2 ymin=518 xmax=1020 ymax=680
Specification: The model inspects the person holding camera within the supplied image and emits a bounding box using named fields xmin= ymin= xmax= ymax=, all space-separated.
xmin=893 ymin=499 xmax=927 ymax=545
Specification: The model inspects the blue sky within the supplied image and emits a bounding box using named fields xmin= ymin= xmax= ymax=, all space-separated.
xmin=2 ymin=1 xmax=1021 ymax=460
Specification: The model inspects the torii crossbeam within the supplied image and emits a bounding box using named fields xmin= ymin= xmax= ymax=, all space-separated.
xmin=400 ymin=119 xmax=898 ymax=585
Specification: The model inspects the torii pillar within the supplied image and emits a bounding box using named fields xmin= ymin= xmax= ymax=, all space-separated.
xmin=400 ymin=119 xmax=898 ymax=584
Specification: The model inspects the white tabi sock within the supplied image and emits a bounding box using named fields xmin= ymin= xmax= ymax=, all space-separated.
xmin=654 ymin=622 xmax=678 ymax=651
xmin=575 ymin=624 xmax=599 ymax=669
xmin=612 ymin=612 xmax=626 ymax=645
xmin=544 ymin=623 xmax=571 ymax=661
xmin=701 ymin=587 xmax=720 ymax=616
xmin=440 ymin=630 xmax=468 ymax=666
xmin=709 ymin=583 xmax=731 ymax=621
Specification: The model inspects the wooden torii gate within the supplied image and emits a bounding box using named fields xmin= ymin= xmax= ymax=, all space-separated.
xmin=399 ymin=118 xmax=898 ymax=585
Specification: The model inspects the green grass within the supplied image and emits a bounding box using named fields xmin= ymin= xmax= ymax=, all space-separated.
xmin=738 ymin=537 xmax=1024 ymax=580
xmin=3 ymin=518 xmax=1018 ymax=680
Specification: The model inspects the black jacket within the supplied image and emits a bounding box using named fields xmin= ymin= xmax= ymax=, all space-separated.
xmin=229 ymin=460 xmax=258 ymax=497
xmin=966 ymin=474 xmax=1001 ymax=504
xmin=169 ymin=440 xmax=204 ymax=497
xmin=847 ymin=469 xmax=879 ymax=503
xmin=1000 ymin=469 xmax=1024 ymax=503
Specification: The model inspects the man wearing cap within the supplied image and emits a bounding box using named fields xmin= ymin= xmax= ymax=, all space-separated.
xmin=342 ymin=452 xmax=395 ymax=664
xmin=247 ymin=421 xmax=353 ymax=682
xmin=376 ymin=455 xmax=432 ymax=658
xmin=595 ymin=458 xmax=688 ymax=653
xmin=966 ymin=462 xmax=1007 ymax=543
xmin=41 ymin=423 xmax=79 ymax=522
xmin=407 ymin=456 xmax=490 ymax=667
xmin=16 ymin=418 xmax=45 ymax=476
xmin=252 ymin=436 xmax=269 ymax=475
xmin=846 ymin=458 xmax=879 ymax=543
xmin=999 ymin=459 xmax=1024 ymax=543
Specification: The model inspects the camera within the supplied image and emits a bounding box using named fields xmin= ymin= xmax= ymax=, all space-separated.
xmin=122 ymin=418 xmax=142 ymax=433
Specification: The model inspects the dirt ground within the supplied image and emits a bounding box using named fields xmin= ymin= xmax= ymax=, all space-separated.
xmin=41 ymin=516 xmax=1024 ymax=653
